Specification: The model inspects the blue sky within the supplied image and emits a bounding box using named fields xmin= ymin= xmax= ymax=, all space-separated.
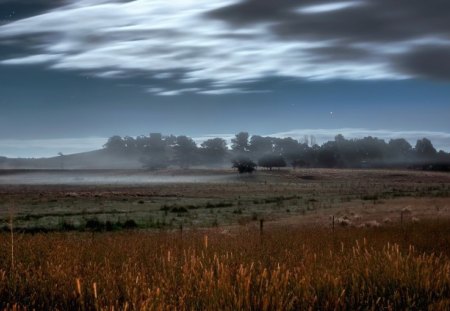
xmin=1 ymin=0 xmax=450 ymax=157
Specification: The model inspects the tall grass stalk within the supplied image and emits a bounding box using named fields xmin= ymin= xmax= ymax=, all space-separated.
xmin=0 ymin=220 xmax=449 ymax=310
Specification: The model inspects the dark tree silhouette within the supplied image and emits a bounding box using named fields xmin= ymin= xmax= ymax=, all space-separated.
xmin=100 ymin=132 xmax=447 ymax=171
xmin=356 ymin=136 xmax=387 ymax=161
xmin=104 ymin=135 xmax=126 ymax=154
xmin=201 ymin=138 xmax=228 ymax=164
xmin=135 ymin=135 xmax=150 ymax=153
xmin=273 ymin=137 xmax=301 ymax=163
xmin=415 ymin=138 xmax=437 ymax=159
xmin=123 ymin=136 xmax=137 ymax=153
xmin=174 ymin=136 xmax=198 ymax=169
xmin=231 ymin=132 xmax=249 ymax=154
xmin=388 ymin=138 xmax=413 ymax=160
xmin=317 ymin=141 xmax=340 ymax=168
xmin=258 ymin=154 xmax=286 ymax=170
xmin=291 ymin=158 xmax=308 ymax=169
xmin=142 ymin=157 xmax=169 ymax=171
xmin=334 ymin=134 xmax=359 ymax=166
xmin=142 ymin=133 xmax=170 ymax=170
xmin=164 ymin=134 xmax=177 ymax=148
xmin=248 ymin=135 xmax=273 ymax=156
xmin=232 ymin=157 xmax=257 ymax=173
xmin=148 ymin=133 xmax=166 ymax=153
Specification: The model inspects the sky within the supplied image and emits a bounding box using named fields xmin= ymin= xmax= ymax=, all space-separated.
xmin=0 ymin=0 xmax=450 ymax=157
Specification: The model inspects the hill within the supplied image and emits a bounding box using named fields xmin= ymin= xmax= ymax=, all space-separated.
xmin=0 ymin=149 xmax=143 ymax=169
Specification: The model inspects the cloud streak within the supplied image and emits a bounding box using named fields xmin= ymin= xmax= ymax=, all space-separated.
xmin=298 ymin=1 xmax=363 ymax=14
xmin=1 ymin=0 xmax=450 ymax=95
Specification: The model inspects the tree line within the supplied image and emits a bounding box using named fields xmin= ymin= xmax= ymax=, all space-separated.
xmin=103 ymin=132 xmax=450 ymax=171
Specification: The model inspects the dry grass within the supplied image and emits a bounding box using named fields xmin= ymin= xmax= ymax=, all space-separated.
xmin=1 ymin=168 xmax=449 ymax=231
xmin=1 ymin=220 xmax=449 ymax=310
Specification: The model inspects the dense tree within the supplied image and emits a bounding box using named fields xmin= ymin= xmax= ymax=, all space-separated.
xmin=201 ymin=138 xmax=228 ymax=164
xmin=437 ymin=150 xmax=450 ymax=161
xmin=334 ymin=135 xmax=359 ymax=166
xmin=231 ymin=132 xmax=249 ymax=154
xmin=291 ymin=158 xmax=308 ymax=168
xmin=174 ymin=136 xmax=198 ymax=169
xmin=387 ymin=138 xmax=413 ymax=160
xmin=273 ymin=137 xmax=301 ymax=162
xmin=123 ymin=136 xmax=137 ymax=153
xmin=104 ymin=135 xmax=126 ymax=154
xmin=248 ymin=135 xmax=273 ymax=157
xmin=141 ymin=133 xmax=171 ymax=170
xmin=135 ymin=135 xmax=150 ymax=153
xmin=142 ymin=157 xmax=169 ymax=171
xmin=356 ymin=136 xmax=387 ymax=161
xmin=308 ymin=145 xmax=320 ymax=165
xmin=288 ymin=141 xmax=312 ymax=168
xmin=102 ymin=132 xmax=446 ymax=171
xmin=232 ymin=157 xmax=257 ymax=174
xmin=148 ymin=133 xmax=166 ymax=153
xmin=317 ymin=141 xmax=340 ymax=168
xmin=415 ymin=138 xmax=437 ymax=160
xmin=164 ymin=135 xmax=177 ymax=148
xmin=258 ymin=154 xmax=286 ymax=170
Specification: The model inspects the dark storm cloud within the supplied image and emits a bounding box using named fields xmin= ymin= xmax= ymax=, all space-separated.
xmin=1 ymin=0 xmax=450 ymax=96
xmin=208 ymin=0 xmax=450 ymax=80
xmin=306 ymin=46 xmax=373 ymax=62
xmin=209 ymin=0 xmax=450 ymax=42
xmin=0 ymin=0 xmax=65 ymax=22
xmin=394 ymin=46 xmax=450 ymax=80
xmin=0 ymin=0 xmax=134 ymax=23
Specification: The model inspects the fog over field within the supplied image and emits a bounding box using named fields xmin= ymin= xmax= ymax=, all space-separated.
xmin=1 ymin=128 xmax=450 ymax=158
xmin=1 ymin=1 xmax=450 ymax=310
xmin=1 ymin=0 xmax=450 ymax=160
xmin=0 ymin=170 xmax=235 ymax=186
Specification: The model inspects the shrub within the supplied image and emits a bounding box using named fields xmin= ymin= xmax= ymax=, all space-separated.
xmin=122 ymin=219 xmax=138 ymax=229
xmin=258 ymin=154 xmax=287 ymax=170
xmin=170 ymin=207 xmax=189 ymax=213
xmin=232 ymin=157 xmax=257 ymax=173
xmin=85 ymin=218 xmax=103 ymax=231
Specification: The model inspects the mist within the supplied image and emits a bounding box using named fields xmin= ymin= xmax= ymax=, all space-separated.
xmin=1 ymin=2 xmax=450 ymax=309
xmin=1 ymin=132 xmax=449 ymax=172
xmin=0 ymin=170 xmax=235 ymax=186
xmin=2 ymin=129 xmax=450 ymax=159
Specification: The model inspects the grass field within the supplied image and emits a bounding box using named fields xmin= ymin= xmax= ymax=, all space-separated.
xmin=0 ymin=220 xmax=449 ymax=310
xmin=1 ymin=168 xmax=449 ymax=231
xmin=0 ymin=168 xmax=449 ymax=309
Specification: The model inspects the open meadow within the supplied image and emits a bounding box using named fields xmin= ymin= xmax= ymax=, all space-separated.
xmin=0 ymin=168 xmax=449 ymax=309
xmin=1 ymin=168 xmax=450 ymax=231
xmin=3 ymin=0 xmax=450 ymax=309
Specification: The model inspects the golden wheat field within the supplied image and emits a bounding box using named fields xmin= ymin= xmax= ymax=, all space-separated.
xmin=1 ymin=169 xmax=450 ymax=310
xmin=0 ymin=220 xmax=449 ymax=310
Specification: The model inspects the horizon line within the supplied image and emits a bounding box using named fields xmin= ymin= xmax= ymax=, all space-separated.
xmin=1 ymin=128 xmax=449 ymax=159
